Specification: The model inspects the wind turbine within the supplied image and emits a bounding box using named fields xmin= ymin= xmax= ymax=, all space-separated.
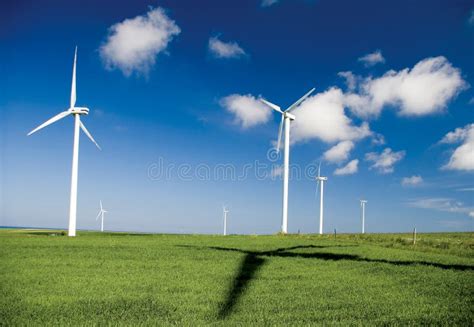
xmin=315 ymin=163 xmax=328 ymax=235
xmin=260 ymin=88 xmax=315 ymax=234
xmin=223 ymin=206 xmax=229 ymax=236
xmin=360 ymin=200 xmax=368 ymax=234
xmin=27 ymin=47 xmax=101 ymax=237
xmin=96 ymin=200 xmax=108 ymax=232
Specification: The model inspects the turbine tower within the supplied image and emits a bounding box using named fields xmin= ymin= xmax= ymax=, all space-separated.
xmin=96 ymin=200 xmax=108 ymax=232
xmin=223 ymin=206 xmax=229 ymax=236
xmin=28 ymin=47 xmax=101 ymax=237
xmin=360 ymin=200 xmax=368 ymax=234
xmin=315 ymin=163 xmax=328 ymax=235
xmin=260 ymin=88 xmax=315 ymax=234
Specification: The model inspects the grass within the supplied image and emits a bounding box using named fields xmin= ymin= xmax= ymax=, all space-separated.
xmin=1 ymin=229 xmax=473 ymax=325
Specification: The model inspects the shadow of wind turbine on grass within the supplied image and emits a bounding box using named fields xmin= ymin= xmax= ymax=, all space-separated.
xmin=218 ymin=253 xmax=266 ymax=319
xmin=178 ymin=244 xmax=474 ymax=319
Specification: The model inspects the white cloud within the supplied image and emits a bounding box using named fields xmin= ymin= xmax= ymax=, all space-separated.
xmin=440 ymin=124 xmax=474 ymax=171
xmin=407 ymin=197 xmax=474 ymax=218
xmin=208 ymin=37 xmax=246 ymax=59
xmin=261 ymin=0 xmax=279 ymax=7
xmin=346 ymin=56 xmax=467 ymax=118
xmin=334 ymin=159 xmax=359 ymax=176
xmin=291 ymin=88 xmax=372 ymax=144
xmin=220 ymin=94 xmax=272 ymax=128
xmin=401 ymin=175 xmax=423 ymax=186
xmin=365 ymin=148 xmax=405 ymax=174
xmin=338 ymin=71 xmax=357 ymax=91
xmin=371 ymin=133 xmax=386 ymax=146
xmin=469 ymin=10 xmax=474 ymax=25
xmin=440 ymin=123 xmax=473 ymax=144
xmin=323 ymin=141 xmax=354 ymax=163
xmin=99 ymin=7 xmax=180 ymax=76
xmin=358 ymin=50 xmax=385 ymax=67
xmin=469 ymin=97 xmax=474 ymax=105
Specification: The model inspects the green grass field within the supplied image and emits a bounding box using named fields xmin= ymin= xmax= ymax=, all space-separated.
xmin=1 ymin=229 xmax=473 ymax=326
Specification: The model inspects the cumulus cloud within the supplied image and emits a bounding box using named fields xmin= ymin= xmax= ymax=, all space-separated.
xmin=222 ymin=87 xmax=372 ymax=146
xmin=469 ymin=10 xmax=474 ymax=25
xmin=338 ymin=71 xmax=357 ymax=91
xmin=291 ymin=88 xmax=372 ymax=144
xmin=323 ymin=140 xmax=354 ymax=163
xmin=345 ymin=56 xmax=467 ymax=118
xmin=223 ymin=55 xmax=466 ymax=157
xmin=440 ymin=124 xmax=474 ymax=171
xmin=358 ymin=50 xmax=385 ymax=67
xmin=365 ymin=148 xmax=405 ymax=174
xmin=99 ymin=7 xmax=180 ymax=76
xmin=261 ymin=0 xmax=279 ymax=7
xmin=440 ymin=123 xmax=473 ymax=144
xmin=401 ymin=175 xmax=423 ymax=186
xmin=407 ymin=197 xmax=474 ymax=218
xmin=208 ymin=37 xmax=246 ymax=59
xmin=371 ymin=133 xmax=386 ymax=146
xmin=334 ymin=159 xmax=359 ymax=176
xmin=220 ymin=94 xmax=272 ymax=128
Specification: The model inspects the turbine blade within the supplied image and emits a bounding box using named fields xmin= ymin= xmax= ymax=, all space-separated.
xmin=276 ymin=115 xmax=284 ymax=153
xmin=315 ymin=179 xmax=320 ymax=200
xmin=27 ymin=111 xmax=71 ymax=136
xmin=100 ymin=200 xmax=103 ymax=211
xmin=96 ymin=211 xmax=101 ymax=220
xmin=70 ymin=46 xmax=77 ymax=108
xmin=259 ymin=98 xmax=283 ymax=113
xmin=286 ymin=87 xmax=315 ymax=112
xmin=318 ymin=161 xmax=321 ymax=178
xmin=80 ymin=121 xmax=101 ymax=150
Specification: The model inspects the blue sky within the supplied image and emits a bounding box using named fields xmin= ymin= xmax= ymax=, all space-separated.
xmin=1 ymin=0 xmax=473 ymax=234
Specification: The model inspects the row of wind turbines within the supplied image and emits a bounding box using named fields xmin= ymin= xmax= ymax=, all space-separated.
xmin=28 ymin=47 xmax=368 ymax=237
xmin=259 ymin=93 xmax=369 ymax=235
xmin=220 ymin=198 xmax=368 ymax=236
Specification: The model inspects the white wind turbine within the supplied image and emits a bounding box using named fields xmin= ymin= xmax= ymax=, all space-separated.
xmin=360 ymin=200 xmax=368 ymax=234
xmin=223 ymin=206 xmax=229 ymax=236
xmin=96 ymin=200 xmax=108 ymax=232
xmin=315 ymin=163 xmax=328 ymax=235
xmin=28 ymin=47 xmax=101 ymax=237
xmin=260 ymin=88 xmax=315 ymax=234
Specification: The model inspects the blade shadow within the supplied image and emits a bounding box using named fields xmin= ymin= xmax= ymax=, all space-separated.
xmin=218 ymin=253 xmax=266 ymax=319
xmin=178 ymin=244 xmax=474 ymax=319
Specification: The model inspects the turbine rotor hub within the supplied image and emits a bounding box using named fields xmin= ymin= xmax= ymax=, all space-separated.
xmin=70 ymin=107 xmax=89 ymax=115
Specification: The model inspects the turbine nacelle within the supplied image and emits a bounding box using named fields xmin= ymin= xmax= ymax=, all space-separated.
xmin=70 ymin=107 xmax=90 ymax=115
xmin=316 ymin=176 xmax=328 ymax=181
xmin=283 ymin=112 xmax=296 ymax=120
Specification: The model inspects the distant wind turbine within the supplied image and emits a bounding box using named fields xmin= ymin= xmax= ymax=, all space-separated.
xmin=360 ymin=200 xmax=368 ymax=234
xmin=96 ymin=200 xmax=108 ymax=232
xmin=223 ymin=206 xmax=229 ymax=236
xmin=315 ymin=163 xmax=328 ymax=235
xmin=260 ymin=88 xmax=316 ymax=234
xmin=27 ymin=47 xmax=101 ymax=237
